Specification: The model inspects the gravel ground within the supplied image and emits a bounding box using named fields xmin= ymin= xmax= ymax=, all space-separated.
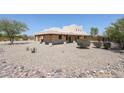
xmin=0 ymin=41 xmax=124 ymax=78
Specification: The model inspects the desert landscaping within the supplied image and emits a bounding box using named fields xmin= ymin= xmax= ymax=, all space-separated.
xmin=0 ymin=41 xmax=124 ymax=78
xmin=0 ymin=15 xmax=124 ymax=78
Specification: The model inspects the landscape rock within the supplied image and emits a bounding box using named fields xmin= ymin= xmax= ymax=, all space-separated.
xmin=0 ymin=60 xmax=124 ymax=78
xmin=0 ymin=45 xmax=124 ymax=78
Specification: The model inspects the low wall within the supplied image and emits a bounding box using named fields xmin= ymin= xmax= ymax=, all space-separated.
xmin=44 ymin=39 xmax=65 ymax=45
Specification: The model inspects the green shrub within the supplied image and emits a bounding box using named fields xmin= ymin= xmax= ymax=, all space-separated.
xmin=103 ymin=42 xmax=111 ymax=49
xmin=77 ymin=40 xmax=90 ymax=48
xmin=93 ymin=42 xmax=102 ymax=48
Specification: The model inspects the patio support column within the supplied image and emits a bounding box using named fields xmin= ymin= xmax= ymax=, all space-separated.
xmin=49 ymin=43 xmax=52 ymax=47
xmin=64 ymin=41 xmax=66 ymax=44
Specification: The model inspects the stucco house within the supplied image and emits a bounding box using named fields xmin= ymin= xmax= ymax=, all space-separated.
xmin=35 ymin=24 xmax=89 ymax=45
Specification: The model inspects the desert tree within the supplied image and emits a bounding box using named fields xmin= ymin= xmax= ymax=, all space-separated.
xmin=0 ymin=18 xmax=29 ymax=44
xmin=90 ymin=27 xmax=99 ymax=37
xmin=105 ymin=17 xmax=124 ymax=49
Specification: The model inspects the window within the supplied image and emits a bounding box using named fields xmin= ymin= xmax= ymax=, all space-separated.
xmin=59 ymin=35 xmax=62 ymax=39
xmin=77 ymin=36 xmax=80 ymax=39
xmin=66 ymin=35 xmax=68 ymax=40
xmin=84 ymin=36 xmax=87 ymax=39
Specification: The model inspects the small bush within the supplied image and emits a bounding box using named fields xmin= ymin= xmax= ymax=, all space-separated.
xmin=26 ymin=47 xmax=30 ymax=51
xmin=93 ymin=42 xmax=102 ymax=48
xmin=77 ymin=40 xmax=90 ymax=48
xmin=31 ymin=47 xmax=37 ymax=53
xmin=103 ymin=42 xmax=111 ymax=49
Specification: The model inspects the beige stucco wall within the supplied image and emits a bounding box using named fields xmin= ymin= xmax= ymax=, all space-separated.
xmin=43 ymin=34 xmax=66 ymax=41
xmin=35 ymin=34 xmax=87 ymax=43
xmin=79 ymin=36 xmax=84 ymax=40
xmin=43 ymin=35 xmax=52 ymax=42
xmin=35 ymin=35 xmax=43 ymax=41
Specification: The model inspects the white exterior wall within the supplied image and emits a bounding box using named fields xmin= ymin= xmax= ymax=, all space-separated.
xmin=63 ymin=24 xmax=83 ymax=32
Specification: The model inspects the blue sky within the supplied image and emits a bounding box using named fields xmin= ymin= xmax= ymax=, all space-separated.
xmin=0 ymin=14 xmax=124 ymax=35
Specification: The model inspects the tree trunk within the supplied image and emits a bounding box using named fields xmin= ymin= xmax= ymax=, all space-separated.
xmin=10 ymin=39 xmax=14 ymax=45
xmin=120 ymin=40 xmax=124 ymax=49
xmin=9 ymin=37 xmax=14 ymax=45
